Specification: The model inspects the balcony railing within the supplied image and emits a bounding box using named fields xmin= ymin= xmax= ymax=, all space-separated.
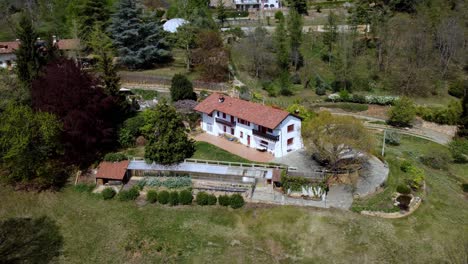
xmin=252 ymin=129 xmax=279 ymax=142
xmin=215 ymin=118 xmax=236 ymax=127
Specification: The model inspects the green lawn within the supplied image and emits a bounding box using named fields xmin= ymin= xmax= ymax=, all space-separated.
xmin=0 ymin=135 xmax=467 ymax=263
xmin=193 ymin=141 xmax=251 ymax=163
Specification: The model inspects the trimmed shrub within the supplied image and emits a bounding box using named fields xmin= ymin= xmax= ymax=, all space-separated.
xmin=158 ymin=190 xmax=170 ymax=204
xmin=315 ymin=85 xmax=326 ymax=96
xmin=387 ymin=97 xmax=416 ymax=127
xmin=400 ymin=161 xmax=425 ymax=190
xmin=74 ymin=183 xmax=95 ymax=193
xmin=230 ymin=194 xmax=245 ymax=209
xmin=385 ymin=131 xmax=401 ymax=146
xmin=449 ymin=138 xmax=468 ymax=163
xmin=218 ymin=195 xmax=231 ymax=206
xmin=146 ymin=190 xmax=158 ymax=203
xmin=102 ymin=188 xmax=116 ymax=200
xmin=170 ymin=74 xmax=196 ymax=101
xmin=169 ymin=191 xmax=179 ymax=206
xmin=196 ymin=192 xmax=209 ymax=206
xmin=274 ymin=10 xmax=284 ymax=20
xmin=179 ymin=190 xmax=193 ymax=205
xmin=420 ymin=153 xmax=449 ymax=170
xmin=207 ymin=194 xmax=217 ymax=205
xmin=103 ymin=152 xmax=127 ymax=162
xmin=400 ymin=160 xmax=413 ymax=172
xmin=396 ymin=184 xmax=411 ymax=194
xmin=118 ymin=187 xmax=140 ymax=201
xmin=416 ymin=101 xmax=462 ymax=125
xmin=448 ymin=79 xmax=466 ymax=98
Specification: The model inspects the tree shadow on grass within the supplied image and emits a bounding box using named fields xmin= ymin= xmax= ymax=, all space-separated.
xmin=0 ymin=216 xmax=63 ymax=264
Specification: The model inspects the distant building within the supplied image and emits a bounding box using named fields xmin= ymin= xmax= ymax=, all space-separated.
xmin=163 ymin=18 xmax=188 ymax=33
xmin=194 ymin=93 xmax=303 ymax=157
xmin=209 ymin=0 xmax=280 ymax=10
xmin=0 ymin=37 xmax=81 ymax=69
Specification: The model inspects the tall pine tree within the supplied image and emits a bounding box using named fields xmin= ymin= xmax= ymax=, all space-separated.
xmin=15 ymin=14 xmax=41 ymax=94
xmin=109 ymin=0 xmax=171 ymax=69
xmin=76 ymin=0 xmax=110 ymax=46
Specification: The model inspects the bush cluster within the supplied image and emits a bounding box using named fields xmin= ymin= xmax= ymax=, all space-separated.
xmin=400 ymin=161 xmax=425 ymax=190
xmin=169 ymin=191 xmax=179 ymax=206
xmin=387 ymin=97 xmax=416 ymax=127
xmin=281 ymin=174 xmax=312 ymax=192
xmin=385 ymin=131 xmax=401 ymax=146
xmin=118 ymin=186 xmax=140 ymax=201
xmin=448 ymin=79 xmax=467 ymax=98
xmin=102 ymin=188 xmax=116 ymax=200
xmin=449 ymin=139 xmax=468 ymax=163
xmin=196 ymin=192 xmax=217 ymax=206
xmin=158 ymin=190 xmax=170 ymax=204
xmin=146 ymin=190 xmax=158 ymax=203
xmin=419 ymin=153 xmax=449 ymax=170
xmin=218 ymin=195 xmax=231 ymax=206
xmin=396 ymin=184 xmax=411 ymax=194
xmin=416 ymin=101 xmax=462 ymax=125
xmin=179 ymin=190 xmax=193 ymax=205
xmin=103 ymin=152 xmax=127 ymax=162
xmin=229 ymin=194 xmax=245 ymax=209
xmin=327 ymin=93 xmax=397 ymax=105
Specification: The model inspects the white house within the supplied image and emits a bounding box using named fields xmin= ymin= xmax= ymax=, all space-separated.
xmin=233 ymin=0 xmax=280 ymax=10
xmin=0 ymin=41 xmax=19 ymax=69
xmin=0 ymin=38 xmax=81 ymax=69
xmin=194 ymin=93 xmax=303 ymax=157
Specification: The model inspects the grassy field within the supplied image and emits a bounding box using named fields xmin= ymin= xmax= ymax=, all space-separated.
xmin=0 ymin=135 xmax=467 ymax=263
xmin=192 ymin=141 xmax=251 ymax=163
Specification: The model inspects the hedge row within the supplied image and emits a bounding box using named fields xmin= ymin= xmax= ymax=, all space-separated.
xmin=101 ymin=186 xmax=140 ymax=201
xmin=416 ymin=101 xmax=462 ymax=125
xmin=146 ymin=189 xmax=193 ymax=206
xmin=327 ymin=93 xmax=398 ymax=105
xmin=196 ymin=192 xmax=245 ymax=209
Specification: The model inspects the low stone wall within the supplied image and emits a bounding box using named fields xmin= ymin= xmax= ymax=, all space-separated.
xmin=360 ymin=196 xmax=423 ymax=219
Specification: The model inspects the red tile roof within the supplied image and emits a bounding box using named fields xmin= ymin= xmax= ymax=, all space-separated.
xmin=0 ymin=41 xmax=19 ymax=54
xmin=56 ymin=39 xmax=81 ymax=50
xmin=194 ymin=93 xmax=290 ymax=129
xmin=0 ymin=39 xmax=80 ymax=54
xmin=96 ymin=160 xmax=129 ymax=181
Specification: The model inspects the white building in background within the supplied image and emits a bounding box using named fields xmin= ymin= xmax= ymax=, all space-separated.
xmin=233 ymin=0 xmax=280 ymax=10
xmin=194 ymin=93 xmax=303 ymax=158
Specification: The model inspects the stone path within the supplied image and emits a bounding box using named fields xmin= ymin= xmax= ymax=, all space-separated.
xmin=194 ymin=133 xmax=273 ymax=163
xmin=251 ymin=184 xmax=353 ymax=210
xmin=355 ymin=156 xmax=389 ymax=197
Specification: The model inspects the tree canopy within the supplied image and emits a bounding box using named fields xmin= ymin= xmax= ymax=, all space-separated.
xmin=144 ymin=99 xmax=195 ymax=165
xmin=170 ymin=74 xmax=196 ymax=101
xmin=31 ymin=59 xmax=126 ymax=166
xmin=109 ymin=0 xmax=171 ymax=69
xmin=0 ymin=104 xmax=67 ymax=188
xmin=302 ymin=111 xmax=374 ymax=170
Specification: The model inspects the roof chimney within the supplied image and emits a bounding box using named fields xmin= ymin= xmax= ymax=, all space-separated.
xmin=218 ymin=96 xmax=225 ymax=103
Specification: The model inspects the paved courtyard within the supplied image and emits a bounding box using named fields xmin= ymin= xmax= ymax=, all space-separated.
xmin=194 ymin=133 xmax=273 ymax=163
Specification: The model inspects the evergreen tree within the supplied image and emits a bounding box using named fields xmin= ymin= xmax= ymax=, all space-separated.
xmin=288 ymin=9 xmax=303 ymax=71
xmin=145 ymin=99 xmax=195 ymax=165
xmin=88 ymin=26 xmax=120 ymax=96
xmin=290 ymin=0 xmax=308 ymax=15
xmin=14 ymin=14 xmax=41 ymax=93
xmin=274 ymin=16 xmax=289 ymax=71
xmin=109 ymin=0 xmax=171 ymax=69
xmin=323 ymin=11 xmax=338 ymax=54
xmin=217 ymin=0 xmax=227 ymax=27
xmin=170 ymin=74 xmax=197 ymax=101
xmin=76 ymin=0 xmax=110 ymax=45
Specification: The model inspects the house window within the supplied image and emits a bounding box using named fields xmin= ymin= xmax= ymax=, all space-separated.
xmin=267 ymin=128 xmax=273 ymax=133
xmin=238 ymin=118 xmax=251 ymax=126
xmin=287 ymin=138 xmax=294 ymax=145
xmin=223 ymin=113 xmax=226 ymax=119
xmin=287 ymin=124 xmax=294 ymax=132
xmin=260 ymin=140 xmax=268 ymax=145
xmin=217 ymin=111 xmax=220 ymax=117
xmin=240 ymin=131 xmax=243 ymax=138
xmin=231 ymin=128 xmax=234 ymax=135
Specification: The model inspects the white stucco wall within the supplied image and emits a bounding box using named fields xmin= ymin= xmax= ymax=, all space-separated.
xmin=200 ymin=111 xmax=303 ymax=158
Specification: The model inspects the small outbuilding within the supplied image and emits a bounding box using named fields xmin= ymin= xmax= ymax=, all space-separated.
xmin=95 ymin=160 xmax=130 ymax=185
